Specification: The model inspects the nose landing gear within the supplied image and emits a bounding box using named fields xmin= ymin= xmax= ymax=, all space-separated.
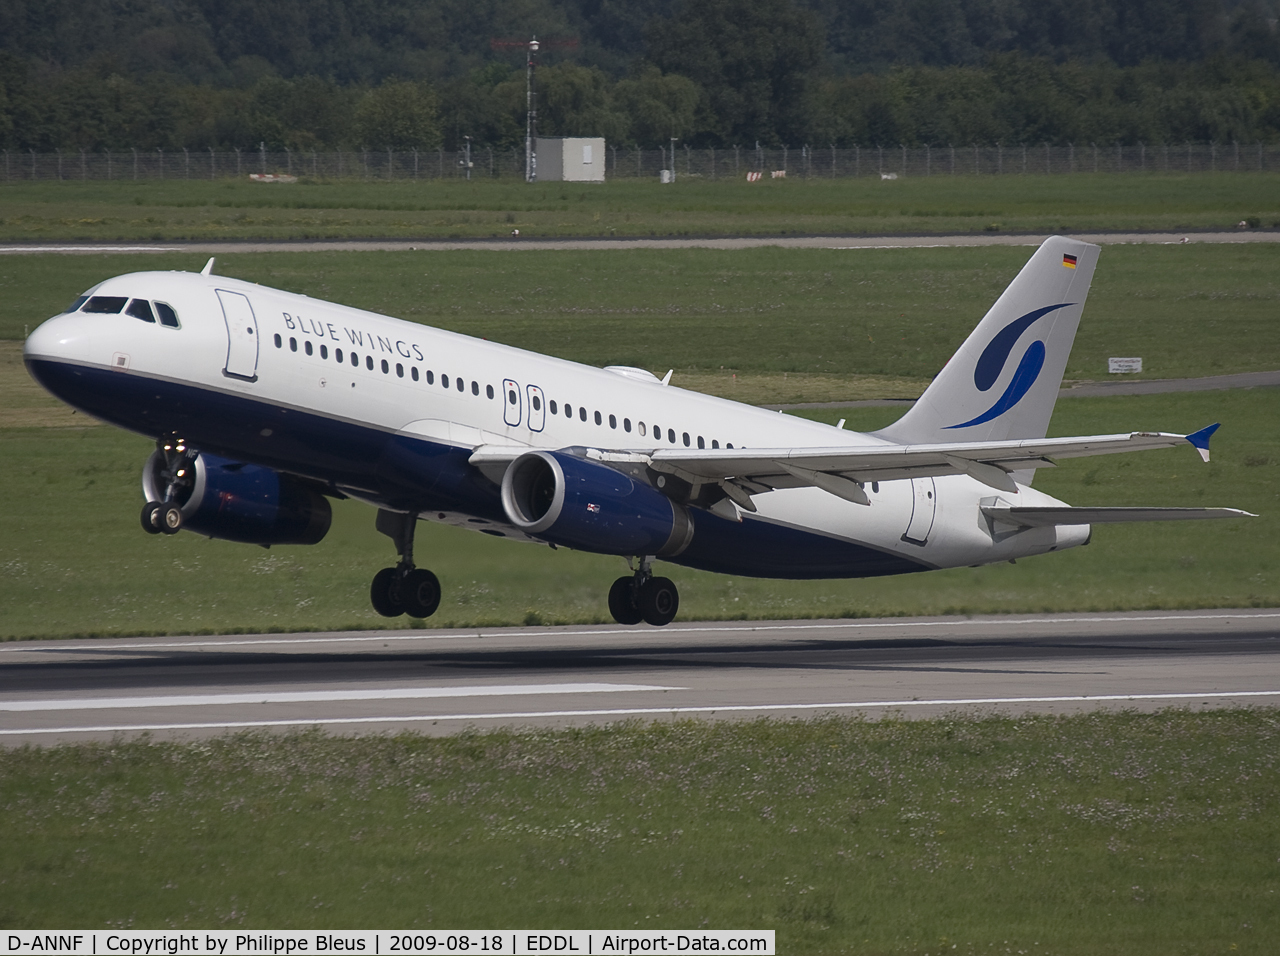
xmin=370 ymin=509 xmax=441 ymax=619
xmin=608 ymin=557 xmax=679 ymax=627
xmin=141 ymin=437 xmax=197 ymax=535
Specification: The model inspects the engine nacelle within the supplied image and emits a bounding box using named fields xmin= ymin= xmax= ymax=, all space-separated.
xmin=143 ymin=451 xmax=332 ymax=546
xmin=500 ymin=451 xmax=692 ymax=557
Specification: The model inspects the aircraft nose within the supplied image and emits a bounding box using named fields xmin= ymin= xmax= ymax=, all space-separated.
xmin=24 ymin=312 xmax=86 ymax=363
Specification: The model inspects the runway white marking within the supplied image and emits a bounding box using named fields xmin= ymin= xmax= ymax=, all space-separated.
xmin=0 ymin=682 xmax=679 ymax=712
xmin=9 ymin=611 xmax=1276 ymax=653
xmin=5 ymin=690 xmax=1278 ymax=736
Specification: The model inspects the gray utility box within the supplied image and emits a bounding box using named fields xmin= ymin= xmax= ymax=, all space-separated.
xmin=536 ymin=137 xmax=605 ymax=182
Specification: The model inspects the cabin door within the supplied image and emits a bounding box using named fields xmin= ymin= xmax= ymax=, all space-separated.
xmin=217 ymin=290 xmax=260 ymax=381
xmin=901 ymin=477 xmax=937 ymax=545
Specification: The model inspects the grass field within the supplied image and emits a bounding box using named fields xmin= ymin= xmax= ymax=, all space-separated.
xmin=1 ymin=388 xmax=1273 ymax=640
xmin=3 ymin=710 xmax=1278 ymax=953
xmin=4 ymin=244 xmax=1279 ymax=388
xmin=1 ymin=173 xmax=1279 ymax=241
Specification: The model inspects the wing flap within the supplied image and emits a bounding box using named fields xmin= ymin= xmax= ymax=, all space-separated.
xmin=982 ymin=506 xmax=1256 ymax=528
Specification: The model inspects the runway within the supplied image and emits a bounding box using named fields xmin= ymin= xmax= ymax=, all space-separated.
xmin=2 ymin=230 xmax=1280 ymax=255
xmin=3 ymin=609 xmax=1279 ymax=745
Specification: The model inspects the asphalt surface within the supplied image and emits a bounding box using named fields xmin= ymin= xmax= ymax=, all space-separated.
xmin=3 ymin=609 xmax=1278 ymax=746
xmin=767 ymin=369 xmax=1280 ymax=409
xmin=2 ymin=230 xmax=1280 ymax=255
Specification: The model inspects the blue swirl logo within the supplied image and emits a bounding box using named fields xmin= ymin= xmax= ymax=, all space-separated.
xmin=945 ymin=303 xmax=1073 ymax=429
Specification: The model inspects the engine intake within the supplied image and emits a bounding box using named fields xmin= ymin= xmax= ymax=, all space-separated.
xmin=501 ymin=451 xmax=692 ymax=557
xmin=143 ymin=451 xmax=332 ymax=546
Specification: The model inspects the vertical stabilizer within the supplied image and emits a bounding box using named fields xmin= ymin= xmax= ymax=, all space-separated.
xmin=875 ymin=236 xmax=1099 ymax=446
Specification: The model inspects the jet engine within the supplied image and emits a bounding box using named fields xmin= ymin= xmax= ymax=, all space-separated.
xmin=500 ymin=451 xmax=692 ymax=557
xmin=142 ymin=450 xmax=332 ymax=546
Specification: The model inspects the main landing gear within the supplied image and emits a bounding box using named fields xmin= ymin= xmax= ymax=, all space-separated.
xmin=608 ymin=557 xmax=680 ymax=627
xmin=141 ymin=437 xmax=197 ymax=536
xmin=370 ymin=509 xmax=441 ymax=619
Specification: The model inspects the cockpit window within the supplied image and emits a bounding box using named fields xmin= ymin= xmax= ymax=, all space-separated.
xmin=67 ymin=296 xmax=89 ymax=313
xmin=82 ymin=296 xmax=128 ymax=314
xmin=126 ymin=299 xmax=156 ymax=323
xmin=155 ymin=302 xmax=180 ymax=328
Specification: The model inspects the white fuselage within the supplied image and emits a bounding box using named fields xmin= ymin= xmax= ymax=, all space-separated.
xmin=24 ymin=269 xmax=1087 ymax=579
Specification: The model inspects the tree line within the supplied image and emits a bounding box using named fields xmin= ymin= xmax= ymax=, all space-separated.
xmin=2 ymin=0 xmax=1279 ymax=152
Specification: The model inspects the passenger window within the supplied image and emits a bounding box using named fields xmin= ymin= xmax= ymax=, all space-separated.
xmin=486 ymin=384 xmax=494 ymax=399
xmin=155 ymin=302 xmax=180 ymax=328
xmin=320 ymin=345 xmax=328 ymax=359
xmin=427 ymin=370 xmax=435 ymax=384
xmin=623 ymin=418 xmax=631 ymax=433
xmin=697 ymin=436 xmax=705 ymax=449
xmin=443 ymin=374 xmax=450 ymax=388
xmin=533 ymin=395 xmax=542 ymax=411
xmin=652 ymin=423 xmax=660 ymax=439
xmin=274 ymin=334 xmax=282 ymax=348
xmin=83 ymin=296 xmax=128 ymax=314
xmin=508 ymin=388 xmax=517 ymax=405
xmin=290 ymin=338 xmax=298 ymax=352
xmin=668 ymin=429 xmax=676 ymax=443
xmin=68 ymin=296 xmax=89 ymax=313
xmin=712 ymin=440 xmax=719 ymax=449
xmin=350 ymin=352 xmax=358 ymax=367
xmin=639 ymin=422 xmax=647 ymax=437
xmin=456 ymin=377 xmax=464 ymax=392
xmin=683 ymin=432 xmax=691 ymax=447
xmin=305 ymin=340 xmax=313 ymax=356
xmin=549 ymin=400 xmax=558 ymax=415
xmin=381 ymin=359 xmax=389 ymax=373
xmin=579 ymin=407 xmax=587 ymax=422
xmin=396 ymin=363 xmax=404 ymax=378
xmin=609 ymin=414 xmax=616 ymax=429
xmin=726 ymin=443 xmax=734 ymax=449
xmin=411 ymin=367 xmax=419 ymax=381
xmin=564 ymin=404 xmax=572 ymax=417
xmin=126 ymin=299 xmax=156 ymax=323
xmin=366 ymin=355 xmax=374 ymax=370
xmin=336 ymin=348 xmax=344 ymax=363
xmin=594 ymin=411 xmax=602 ymax=425
xmin=472 ymin=381 xmax=479 ymax=396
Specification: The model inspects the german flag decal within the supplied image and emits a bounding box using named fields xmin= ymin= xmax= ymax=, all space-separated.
xmin=1062 ymin=253 xmax=1078 ymax=269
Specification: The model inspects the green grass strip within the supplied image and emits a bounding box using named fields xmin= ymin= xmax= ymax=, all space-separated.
xmin=1 ymin=173 xmax=1278 ymax=241
xmin=2 ymin=709 xmax=1278 ymax=954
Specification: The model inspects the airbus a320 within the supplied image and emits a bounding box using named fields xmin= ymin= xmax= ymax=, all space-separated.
xmin=24 ymin=237 xmax=1251 ymax=626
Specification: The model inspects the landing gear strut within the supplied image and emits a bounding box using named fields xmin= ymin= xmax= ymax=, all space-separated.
xmin=370 ymin=509 xmax=441 ymax=619
xmin=141 ymin=437 xmax=197 ymax=536
xmin=608 ymin=557 xmax=679 ymax=627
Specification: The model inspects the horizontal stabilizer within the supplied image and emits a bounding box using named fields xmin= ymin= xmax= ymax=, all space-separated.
xmin=982 ymin=505 xmax=1256 ymax=528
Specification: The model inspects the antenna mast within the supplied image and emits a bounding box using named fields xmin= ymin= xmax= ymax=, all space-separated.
xmin=525 ymin=37 xmax=540 ymax=183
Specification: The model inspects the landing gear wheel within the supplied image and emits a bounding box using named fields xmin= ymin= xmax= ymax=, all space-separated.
xmin=401 ymin=568 xmax=441 ymax=619
xmin=637 ymin=576 xmax=679 ymax=627
xmin=608 ymin=576 xmax=644 ymax=625
xmin=140 ymin=501 xmax=164 ymax=534
xmin=159 ymin=503 xmax=183 ymax=535
xmin=370 ymin=567 xmax=405 ymax=617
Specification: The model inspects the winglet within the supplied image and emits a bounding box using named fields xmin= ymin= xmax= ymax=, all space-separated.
xmin=1186 ymin=423 xmax=1220 ymax=463
xmin=661 ymin=369 xmax=673 ymax=386
xmin=201 ymin=257 xmax=216 ymax=276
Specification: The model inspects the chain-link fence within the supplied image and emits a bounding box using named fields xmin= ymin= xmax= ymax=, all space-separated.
xmin=4 ymin=143 xmax=1278 ymax=182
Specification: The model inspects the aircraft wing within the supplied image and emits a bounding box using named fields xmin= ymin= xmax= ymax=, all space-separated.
xmin=612 ymin=426 xmax=1219 ymax=503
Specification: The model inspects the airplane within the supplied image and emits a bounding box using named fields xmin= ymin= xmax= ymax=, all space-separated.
xmin=23 ymin=237 xmax=1252 ymax=627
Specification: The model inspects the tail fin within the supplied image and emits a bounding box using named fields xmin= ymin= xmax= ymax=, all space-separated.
xmin=875 ymin=236 xmax=1100 ymax=445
